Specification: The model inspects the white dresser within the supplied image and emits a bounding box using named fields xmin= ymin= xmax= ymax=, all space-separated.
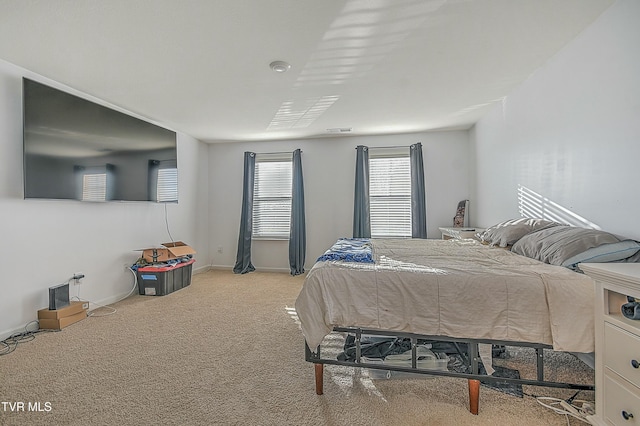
xmin=581 ymin=263 xmax=640 ymax=426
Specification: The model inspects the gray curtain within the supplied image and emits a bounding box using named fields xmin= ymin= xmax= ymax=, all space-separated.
xmin=410 ymin=142 xmax=427 ymax=238
xmin=353 ymin=145 xmax=371 ymax=238
xmin=233 ymin=152 xmax=256 ymax=274
xmin=289 ymin=149 xmax=306 ymax=276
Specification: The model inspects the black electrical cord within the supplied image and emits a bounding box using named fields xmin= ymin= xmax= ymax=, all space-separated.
xmin=164 ymin=202 xmax=175 ymax=244
xmin=0 ymin=321 xmax=57 ymax=356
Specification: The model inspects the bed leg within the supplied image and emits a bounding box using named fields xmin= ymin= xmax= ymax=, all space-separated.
xmin=468 ymin=379 xmax=480 ymax=415
xmin=314 ymin=363 xmax=324 ymax=395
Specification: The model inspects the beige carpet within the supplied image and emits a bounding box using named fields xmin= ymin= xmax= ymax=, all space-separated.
xmin=0 ymin=269 xmax=594 ymax=425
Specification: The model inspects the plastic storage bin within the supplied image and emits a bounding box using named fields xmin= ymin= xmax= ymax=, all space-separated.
xmin=137 ymin=259 xmax=195 ymax=296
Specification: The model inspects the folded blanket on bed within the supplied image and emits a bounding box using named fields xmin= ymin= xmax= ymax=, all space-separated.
xmin=317 ymin=238 xmax=374 ymax=263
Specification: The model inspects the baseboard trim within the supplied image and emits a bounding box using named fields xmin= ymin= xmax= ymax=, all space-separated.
xmin=193 ymin=265 xmax=212 ymax=274
xmin=208 ymin=264 xmax=291 ymax=273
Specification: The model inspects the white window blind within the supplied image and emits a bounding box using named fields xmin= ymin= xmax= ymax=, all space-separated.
xmin=252 ymin=158 xmax=292 ymax=239
xmin=157 ymin=168 xmax=178 ymax=202
xmin=369 ymin=153 xmax=412 ymax=238
xmin=82 ymin=173 xmax=107 ymax=202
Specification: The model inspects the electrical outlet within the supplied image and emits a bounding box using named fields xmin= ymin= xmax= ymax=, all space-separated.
xmin=73 ymin=272 xmax=85 ymax=284
xmin=124 ymin=263 xmax=131 ymax=270
xmin=217 ymin=246 xmax=223 ymax=253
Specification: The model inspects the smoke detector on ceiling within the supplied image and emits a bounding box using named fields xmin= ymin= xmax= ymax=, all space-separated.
xmin=269 ymin=61 xmax=291 ymax=73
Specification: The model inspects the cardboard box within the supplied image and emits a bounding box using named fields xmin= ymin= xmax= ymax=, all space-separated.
xmin=38 ymin=310 xmax=87 ymax=330
xmin=139 ymin=241 xmax=196 ymax=263
xmin=38 ymin=301 xmax=89 ymax=320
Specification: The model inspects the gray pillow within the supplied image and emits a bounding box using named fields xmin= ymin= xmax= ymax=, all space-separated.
xmin=562 ymin=240 xmax=640 ymax=270
xmin=511 ymin=225 xmax=624 ymax=266
xmin=476 ymin=218 xmax=560 ymax=247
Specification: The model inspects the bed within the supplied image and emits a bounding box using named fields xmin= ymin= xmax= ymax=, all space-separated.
xmin=294 ymin=219 xmax=640 ymax=414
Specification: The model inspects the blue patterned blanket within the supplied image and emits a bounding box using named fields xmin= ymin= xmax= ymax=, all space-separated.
xmin=317 ymin=238 xmax=374 ymax=263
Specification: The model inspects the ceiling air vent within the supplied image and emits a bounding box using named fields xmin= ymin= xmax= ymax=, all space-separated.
xmin=327 ymin=127 xmax=352 ymax=133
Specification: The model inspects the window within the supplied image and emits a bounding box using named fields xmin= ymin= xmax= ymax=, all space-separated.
xmin=148 ymin=159 xmax=178 ymax=203
xmin=77 ymin=164 xmax=114 ymax=202
xmin=157 ymin=167 xmax=178 ymax=202
xmin=82 ymin=173 xmax=107 ymax=202
xmin=252 ymin=156 xmax=292 ymax=239
xmin=369 ymin=151 xmax=412 ymax=238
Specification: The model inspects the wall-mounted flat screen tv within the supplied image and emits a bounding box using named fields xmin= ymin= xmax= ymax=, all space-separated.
xmin=23 ymin=78 xmax=178 ymax=202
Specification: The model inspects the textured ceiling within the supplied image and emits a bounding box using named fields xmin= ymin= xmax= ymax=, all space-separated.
xmin=0 ymin=0 xmax=614 ymax=142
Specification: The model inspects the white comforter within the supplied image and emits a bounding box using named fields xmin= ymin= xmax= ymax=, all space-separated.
xmin=295 ymin=238 xmax=595 ymax=353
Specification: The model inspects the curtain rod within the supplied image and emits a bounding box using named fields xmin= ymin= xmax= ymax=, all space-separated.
xmin=253 ymin=150 xmax=302 ymax=155
xmin=355 ymin=143 xmax=420 ymax=149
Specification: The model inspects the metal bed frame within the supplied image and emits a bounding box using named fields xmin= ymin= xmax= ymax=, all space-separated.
xmin=305 ymin=327 xmax=594 ymax=415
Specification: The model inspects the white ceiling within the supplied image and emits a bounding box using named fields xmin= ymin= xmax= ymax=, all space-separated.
xmin=0 ymin=0 xmax=614 ymax=143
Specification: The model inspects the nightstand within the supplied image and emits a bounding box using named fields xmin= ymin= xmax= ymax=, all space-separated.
xmin=439 ymin=227 xmax=484 ymax=240
xmin=580 ymin=263 xmax=640 ymax=426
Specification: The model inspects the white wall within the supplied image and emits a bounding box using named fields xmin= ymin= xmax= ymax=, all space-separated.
xmin=0 ymin=60 xmax=210 ymax=338
xmin=471 ymin=0 xmax=640 ymax=240
xmin=209 ymin=131 xmax=470 ymax=271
